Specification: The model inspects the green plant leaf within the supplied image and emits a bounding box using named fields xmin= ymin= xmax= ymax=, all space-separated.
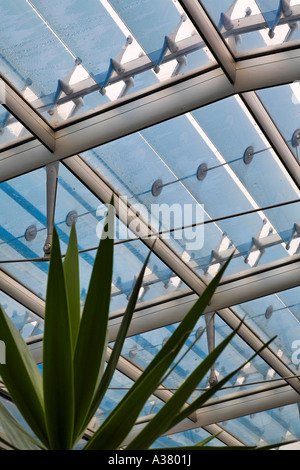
xmin=0 ymin=305 xmax=48 ymax=446
xmin=73 ymin=202 xmax=114 ymax=440
xmin=167 ymin=336 xmax=276 ymax=433
xmin=0 ymin=399 xmax=44 ymax=450
xmin=76 ymin=251 xmax=151 ymax=441
xmin=85 ymin=257 xmax=232 ymax=450
xmin=84 ymin=343 xmax=186 ymax=450
xmin=63 ymin=222 xmax=81 ymax=353
xmin=126 ymin=330 xmax=237 ymax=449
xmin=43 ymin=228 xmax=74 ymax=450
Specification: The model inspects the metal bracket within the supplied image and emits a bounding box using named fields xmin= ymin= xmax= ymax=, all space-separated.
xmin=43 ymin=161 xmax=59 ymax=256
xmin=55 ymin=58 xmax=82 ymax=99
xmin=101 ymin=36 xmax=135 ymax=98
xmin=66 ymin=210 xmax=78 ymax=227
xmin=286 ymin=220 xmax=300 ymax=250
xmin=0 ymin=111 xmax=10 ymax=135
xmin=268 ymin=0 xmax=293 ymax=38
xmin=154 ymin=14 xmax=188 ymax=76
xmin=244 ymin=219 xmax=275 ymax=266
xmin=197 ymin=163 xmax=208 ymax=181
xmin=282 ymin=0 xmax=293 ymax=18
xmin=292 ymin=129 xmax=300 ymax=148
xmin=205 ymin=312 xmax=218 ymax=387
xmin=151 ymin=179 xmax=163 ymax=197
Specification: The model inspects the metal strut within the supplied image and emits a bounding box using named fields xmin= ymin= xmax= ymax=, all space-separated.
xmin=101 ymin=36 xmax=135 ymax=98
xmin=43 ymin=161 xmax=59 ymax=256
xmin=154 ymin=14 xmax=188 ymax=76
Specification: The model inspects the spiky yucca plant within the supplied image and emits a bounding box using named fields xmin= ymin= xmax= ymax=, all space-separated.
xmin=0 ymin=204 xmax=280 ymax=450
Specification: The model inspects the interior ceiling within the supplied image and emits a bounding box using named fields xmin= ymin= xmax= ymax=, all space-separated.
xmin=1 ymin=0 xmax=300 ymax=448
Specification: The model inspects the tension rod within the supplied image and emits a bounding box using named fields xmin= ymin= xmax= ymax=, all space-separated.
xmin=151 ymin=146 xmax=271 ymax=196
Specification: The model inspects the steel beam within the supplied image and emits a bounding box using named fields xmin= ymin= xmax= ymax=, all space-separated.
xmin=179 ymin=0 xmax=236 ymax=83
xmin=0 ymin=78 xmax=55 ymax=153
xmin=1 ymin=48 xmax=300 ymax=182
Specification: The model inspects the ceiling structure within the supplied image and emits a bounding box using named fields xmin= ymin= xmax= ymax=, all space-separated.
xmin=1 ymin=0 xmax=300 ymax=449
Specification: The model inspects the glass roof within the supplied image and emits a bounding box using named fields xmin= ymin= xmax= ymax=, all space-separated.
xmin=0 ymin=0 xmax=300 ymax=450
xmin=200 ymin=0 xmax=300 ymax=56
xmin=82 ymin=94 xmax=300 ymax=279
xmin=0 ymin=0 xmax=213 ymax=126
xmin=234 ymin=286 xmax=300 ymax=373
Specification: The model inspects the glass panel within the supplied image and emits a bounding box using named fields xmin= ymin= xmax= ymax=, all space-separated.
xmin=82 ymin=94 xmax=300 ymax=280
xmin=257 ymin=84 xmax=300 ymax=161
xmin=0 ymin=395 xmax=34 ymax=437
xmin=200 ymin=0 xmax=300 ymax=56
xmin=219 ymin=403 xmax=300 ymax=447
xmin=0 ymin=291 xmax=43 ymax=338
xmin=152 ymin=428 xmax=226 ymax=448
xmin=0 ymin=0 xmax=213 ymax=125
xmin=233 ymin=286 xmax=300 ymax=372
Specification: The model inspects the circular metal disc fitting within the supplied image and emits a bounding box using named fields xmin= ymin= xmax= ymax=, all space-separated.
xmin=292 ymin=129 xmax=300 ymax=147
xmin=265 ymin=305 xmax=273 ymax=319
xmin=66 ymin=210 xmax=78 ymax=227
xmin=151 ymin=179 xmax=163 ymax=197
xmin=243 ymin=146 xmax=254 ymax=165
xmin=25 ymin=225 xmax=37 ymax=242
xmin=197 ymin=163 xmax=208 ymax=181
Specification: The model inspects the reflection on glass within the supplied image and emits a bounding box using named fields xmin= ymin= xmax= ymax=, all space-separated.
xmin=200 ymin=0 xmax=300 ymax=55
